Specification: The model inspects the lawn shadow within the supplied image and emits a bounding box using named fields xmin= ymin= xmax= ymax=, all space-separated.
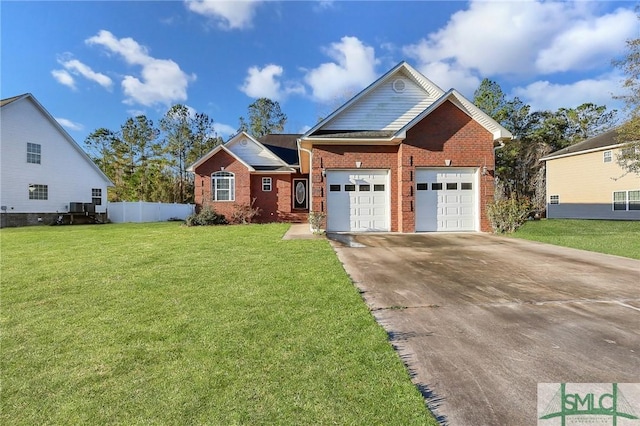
xmin=387 ymin=330 xmax=449 ymax=426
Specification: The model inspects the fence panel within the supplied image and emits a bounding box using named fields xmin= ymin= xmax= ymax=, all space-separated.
xmin=107 ymin=202 xmax=195 ymax=223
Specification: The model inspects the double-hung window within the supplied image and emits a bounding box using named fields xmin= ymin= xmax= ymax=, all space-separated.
xmin=262 ymin=177 xmax=272 ymax=191
xmin=613 ymin=190 xmax=640 ymax=211
xmin=211 ymin=171 xmax=235 ymax=201
xmin=614 ymin=190 xmax=640 ymax=211
xmin=27 ymin=143 xmax=41 ymax=164
xmin=28 ymin=184 xmax=47 ymax=200
xmin=92 ymin=188 xmax=102 ymax=205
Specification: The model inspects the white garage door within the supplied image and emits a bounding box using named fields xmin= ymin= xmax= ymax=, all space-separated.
xmin=415 ymin=168 xmax=478 ymax=232
xmin=326 ymin=170 xmax=389 ymax=232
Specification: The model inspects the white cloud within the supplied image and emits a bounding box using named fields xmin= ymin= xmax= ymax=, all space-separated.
xmin=58 ymin=58 xmax=113 ymax=90
xmin=415 ymin=61 xmax=480 ymax=98
xmin=55 ymin=117 xmax=83 ymax=131
xmin=535 ymin=8 xmax=637 ymax=73
xmin=51 ymin=69 xmax=76 ymax=90
xmin=185 ymin=0 xmax=262 ymax=30
xmin=511 ymin=73 xmax=623 ymax=112
xmin=86 ymin=30 xmax=195 ymax=107
xmin=240 ymin=64 xmax=305 ymax=100
xmin=213 ymin=122 xmax=237 ymax=138
xmin=304 ymin=36 xmax=379 ymax=103
xmin=240 ymin=64 xmax=284 ymax=100
xmin=403 ymin=1 xmax=636 ymax=79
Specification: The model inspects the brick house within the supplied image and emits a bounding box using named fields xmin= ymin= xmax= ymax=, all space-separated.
xmin=188 ymin=131 xmax=308 ymax=223
xmin=190 ymin=61 xmax=512 ymax=232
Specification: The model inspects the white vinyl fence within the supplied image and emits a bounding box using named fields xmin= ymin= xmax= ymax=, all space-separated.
xmin=107 ymin=202 xmax=195 ymax=223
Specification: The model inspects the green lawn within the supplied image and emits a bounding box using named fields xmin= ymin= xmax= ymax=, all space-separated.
xmin=1 ymin=223 xmax=435 ymax=425
xmin=512 ymin=219 xmax=640 ymax=259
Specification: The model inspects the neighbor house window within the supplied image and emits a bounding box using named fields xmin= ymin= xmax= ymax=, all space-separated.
xmin=92 ymin=188 xmax=102 ymax=205
xmin=28 ymin=184 xmax=47 ymax=200
xmin=614 ymin=190 xmax=640 ymax=211
xmin=211 ymin=171 xmax=235 ymax=201
xmin=550 ymin=195 xmax=559 ymax=205
xmin=603 ymin=150 xmax=612 ymax=163
xmin=262 ymin=177 xmax=272 ymax=191
xmin=27 ymin=143 xmax=41 ymax=164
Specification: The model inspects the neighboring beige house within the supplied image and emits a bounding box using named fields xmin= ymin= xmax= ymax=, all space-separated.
xmin=540 ymin=128 xmax=639 ymax=220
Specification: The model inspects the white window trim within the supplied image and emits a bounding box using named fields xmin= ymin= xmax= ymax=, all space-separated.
xmin=550 ymin=195 xmax=559 ymax=205
xmin=262 ymin=177 xmax=272 ymax=192
xmin=28 ymin=184 xmax=48 ymax=200
xmin=603 ymin=150 xmax=612 ymax=163
xmin=211 ymin=171 xmax=235 ymax=201
xmin=27 ymin=142 xmax=41 ymax=164
xmin=613 ymin=190 xmax=640 ymax=211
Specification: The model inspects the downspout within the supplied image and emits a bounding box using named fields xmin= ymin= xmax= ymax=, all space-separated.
xmin=296 ymin=138 xmax=313 ymax=213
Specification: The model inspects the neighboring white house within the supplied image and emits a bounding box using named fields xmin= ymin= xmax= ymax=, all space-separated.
xmin=0 ymin=93 xmax=113 ymax=227
xmin=540 ymin=127 xmax=640 ymax=220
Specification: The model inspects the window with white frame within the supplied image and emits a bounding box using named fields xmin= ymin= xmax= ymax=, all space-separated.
xmin=262 ymin=177 xmax=272 ymax=191
xmin=550 ymin=195 xmax=559 ymax=204
xmin=27 ymin=143 xmax=41 ymax=164
xmin=28 ymin=184 xmax=47 ymax=200
xmin=603 ymin=150 xmax=612 ymax=163
xmin=92 ymin=188 xmax=102 ymax=205
xmin=211 ymin=171 xmax=235 ymax=201
xmin=614 ymin=190 xmax=640 ymax=211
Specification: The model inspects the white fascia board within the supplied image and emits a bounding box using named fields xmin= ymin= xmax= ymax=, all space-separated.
xmin=187 ymin=144 xmax=224 ymax=171
xmin=10 ymin=94 xmax=115 ymax=186
xmin=251 ymin=169 xmax=295 ymax=174
xmin=303 ymin=137 xmax=404 ymax=145
xmin=449 ymin=90 xmax=513 ymax=141
xmin=187 ymin=144 xmax=255 ymax=172
xmin=227 ymin=131 xmax=292 ymax=168
xmin=540 ymin=143 xmax=627 ymax=161
xmin=395 ymin=89 xmax=513 ymax=142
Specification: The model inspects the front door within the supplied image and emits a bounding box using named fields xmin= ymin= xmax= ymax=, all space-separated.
xmin=293 ymin=178 xmax=308 ymax=209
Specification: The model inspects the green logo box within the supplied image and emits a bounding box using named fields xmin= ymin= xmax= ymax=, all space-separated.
xmin=538 ymin=383 xmax=640 ymax=426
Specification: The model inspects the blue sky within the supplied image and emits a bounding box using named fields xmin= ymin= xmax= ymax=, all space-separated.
xmin=2 ymin=1 xmax=637 ymax=149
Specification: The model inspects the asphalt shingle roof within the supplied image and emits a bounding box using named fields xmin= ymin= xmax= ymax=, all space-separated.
xmin=542 ymin=127 xmax=623 ymax=160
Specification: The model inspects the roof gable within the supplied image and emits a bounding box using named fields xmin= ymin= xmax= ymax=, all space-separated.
xmin=400 ymin=89 xmax=512 ymax=141
xmin=304 ymin=62 xmax=445 ymax=137
xmin=302 ymin=62 xmax=511 ymax=142
xmin=1 ymin=93 xmax=113 ymax=185
xmin=187 ymin=131 xmax=295 ymax=172
xmin=226 ymin=132 xmax=291 ymax=168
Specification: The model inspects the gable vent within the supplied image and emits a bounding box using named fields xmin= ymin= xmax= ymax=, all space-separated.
xmin=392 ymin=79 xmax=406 ymax=93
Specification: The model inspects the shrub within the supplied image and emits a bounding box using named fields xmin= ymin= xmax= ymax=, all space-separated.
xmin=308 ymin=211 xmax=326 ymax=234
xmin=487 ymin=197 xmax=532 ymax=234
xmin=185 ymin=206 xmax=227 ymax=226
xmin=230 ymin=198 xmax=261 ymax=224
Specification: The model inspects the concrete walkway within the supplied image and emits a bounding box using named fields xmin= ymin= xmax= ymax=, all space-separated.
xmin=282 ymin=223 xmax=324 ymax=240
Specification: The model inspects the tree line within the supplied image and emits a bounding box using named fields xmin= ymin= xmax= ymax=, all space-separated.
xmin=87 ymin=33 xmax=637 ymax=208
xmin=85 ymin=98 xmax=286 ymax=203
xmin=473 ymin=82 xmax=616 ymax=212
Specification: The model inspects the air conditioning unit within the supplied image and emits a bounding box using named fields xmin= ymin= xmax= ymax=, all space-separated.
xmin=83 ymin=203 xmax=95 ymax=213
xmin=69 ymin=202 xmax=84 ymax=213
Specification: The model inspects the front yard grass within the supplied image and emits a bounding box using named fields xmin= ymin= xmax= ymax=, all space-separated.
xmin=1 ymin=223 xmax=436 ymax=425
xmin=512 ymin=219 xmax=640 ymax=259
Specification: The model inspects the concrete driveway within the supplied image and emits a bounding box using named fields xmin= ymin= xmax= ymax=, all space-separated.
xmin=329 ymin=233 xmax=640 ymax=425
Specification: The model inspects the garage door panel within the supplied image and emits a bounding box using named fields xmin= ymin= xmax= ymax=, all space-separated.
xmin=327 ymin=170 xmax=389 ymax=232
xmin=416 ymin=168 xmax=477 ymax=232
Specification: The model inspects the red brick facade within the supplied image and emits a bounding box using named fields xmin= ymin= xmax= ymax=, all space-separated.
xmin=193 ymin=151 xmax=307 ymax=223
xmin=192 ymin=101 xmax=495 ymax=231
xmin=311 ymin=101 xmax=495 ymax=232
